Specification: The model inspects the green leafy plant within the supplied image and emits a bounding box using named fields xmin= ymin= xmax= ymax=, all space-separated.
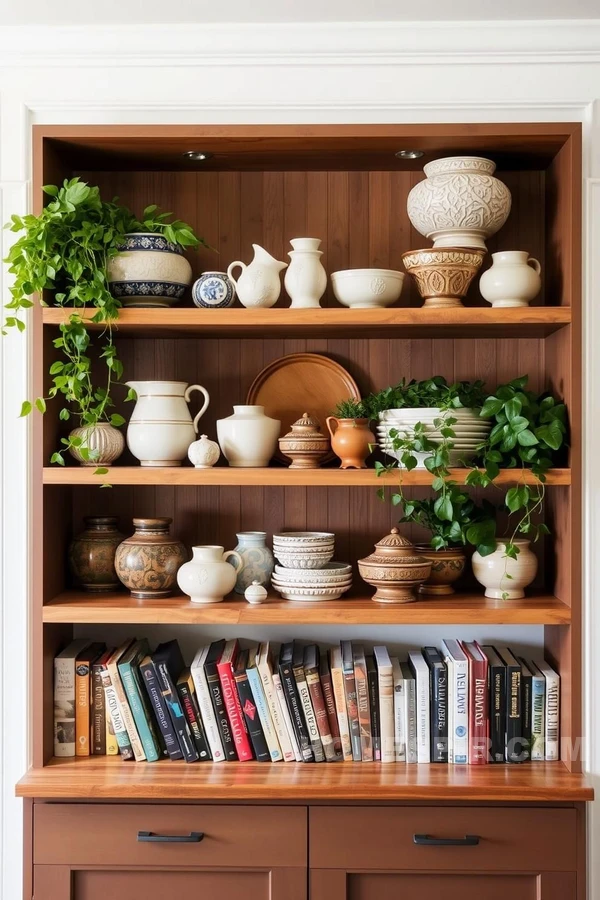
xmin=396 ymin=491 xmax=496 ymax=554
xmin=364 ymin=375 xmax=486 ymax=419
xmin=332 ymin=398 xmax=368 ymax=419
xmin=3 ymin=178 xmax=206 ymax=466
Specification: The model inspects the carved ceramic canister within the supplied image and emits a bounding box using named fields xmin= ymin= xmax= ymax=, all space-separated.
xmin=68 ymin=516 xmax=125 ymax=592
xmin=188 ymin=434 xmax=221 ymax=468
xmin=278 ymin=412 xmax=330 ymax=469
xmin=228 ymin=531 xmax=275 ymax=594
xmin=358 ymin=527 xmax=432 ymax=604
xmin=68 ymin=422 xmax=125 ymax=467
xmin=114 ymin=517 xmax=188 ymax=599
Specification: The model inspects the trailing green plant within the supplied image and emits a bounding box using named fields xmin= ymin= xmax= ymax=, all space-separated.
xmin=3 ymin=177 xmax=206 ymax=468
xmin=332 ymin=398 xmax=368 ymax=419
xmin=364 ymin=375 xmax=486 ymax=419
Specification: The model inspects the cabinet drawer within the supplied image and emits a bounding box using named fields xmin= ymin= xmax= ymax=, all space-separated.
xmin=34 ymin=803 xmax=307 ymax=868
xmin=310 ymin=806 xmax=576 ymax=871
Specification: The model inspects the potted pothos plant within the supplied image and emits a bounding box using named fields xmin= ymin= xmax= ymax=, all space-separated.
xmin=3 ymin=177 xmax=206 ymax=472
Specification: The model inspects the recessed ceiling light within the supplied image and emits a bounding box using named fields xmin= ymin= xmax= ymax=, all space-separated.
xmin=183 ymin=150 xmax=213 ymax=161
xmin=395 ymin=149 xmax=424 ymax=160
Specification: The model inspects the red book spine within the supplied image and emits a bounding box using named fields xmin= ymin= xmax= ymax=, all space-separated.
xmin=467 ymin=653 xmax=489 ymax=765
xmin=320 ymin=670 xmax=343 ymax=758
xmin=217 ymin=659 xmax=254 ymax=761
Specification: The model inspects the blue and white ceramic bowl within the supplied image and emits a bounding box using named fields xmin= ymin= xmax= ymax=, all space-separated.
xmin=192 ymin=271 xmax=236 ymax=309
xmin=107 ymin=233 xmax=193 ymax=308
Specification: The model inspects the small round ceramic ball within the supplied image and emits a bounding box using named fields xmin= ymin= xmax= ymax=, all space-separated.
xmin=244 ymin=580 xmax=268 ymax=605
xmin=188 ymin=434 xmax=220 ymax=468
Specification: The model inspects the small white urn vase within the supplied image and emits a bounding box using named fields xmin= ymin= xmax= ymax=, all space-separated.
xmin=284 ymin=238 xmax=327 ymax=309
xmin=471 ymin=538 xmax=538 ymax=599
xmin=188 ymin=434 xmax=221 ymax=468
xmin=216 ymin=405 xmax=280 ymax=468
xmin=177 ymin=545 xmax=243 ymax=604
xmin=479 ymin=251 xmax=542 ymax=308
xmin=245 ymin=580 xmax=269 ymax=605
xmin=126 ymin=380 xmax=210 ymax=467
xmin=227 ymin=244 xmax=287 ymax=309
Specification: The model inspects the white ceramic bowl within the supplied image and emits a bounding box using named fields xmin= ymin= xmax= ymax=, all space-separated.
xmin=273 ymin=531 xmax=334 ymax=544
xmin=331 ymin=269 xmax=405 ymax=309
xmin=275 ymin=550 xmax=335 ymax=569
xmin=273 ymin=543 xmax=335 ymax=554
xmin=274 ymin=562 xmax=351 ymax=578
xmin=273 ymin=574 xmax=353 ymax=587
xmin=274 ymin=584 xmax=351 ymax=602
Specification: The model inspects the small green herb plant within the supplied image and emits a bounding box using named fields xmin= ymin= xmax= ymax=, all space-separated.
xmin=332 ymin=398 xmax=368 ymax=419
xmin=3 ymin=178 xmax=206 ymax=469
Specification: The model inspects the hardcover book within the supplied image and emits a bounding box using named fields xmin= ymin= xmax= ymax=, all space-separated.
xmin=329 ymin=646 xmax=353 ymax=761
xmin=273 ymin=659 xmax=302 ymax=761
xmin=304 ymin=644 xmax=336 ymax=762
xmin=54 ymin=639 xmax=90 ymax=758
xmin=204 ymin=639 xmax=237 ymax=761
xmin=119 ymin=639 xmax=162 ymax=762
xmin=153 ymin=640 xmax=199 ymax=763
xmin=100 ymin=652 xmax=134 ymax=761
xmin=390 ymin=657 xmax=406 ymax=763
xmin=374 ymin=645 xmax=394 ymax=763
xmin=279 ymin=641 xmax=313 ymax=762
xmin=528 ymin=659 xmax=546 ymax=761
xmin=461 ymin=641 xmax=489 ymax=765
xmin=75 ymin=642 xmax=105 ymax=757
xmin=366 ymin=655 xmax=381 ymax=761
xmin=217 ymin=639 xmax=253 ymax=761
xmin=423 ymin=646 xmax=448 ymax=763
xmin=533 ymin=658 xmax=560 ymax=761
xmin=247 ymin=645 xmax=283 ymax=762
xmin=518 ymin=657 xmax=533 ymax=762
xmin=257 ymin=642 xmax=295 ymax=762
xmin=408 ymin=650 xmax=430 ymax=764
xmin=107 ymin=639 xmax=146 ymax=762
xmin=497 ymin=646 xmax=525 ymax=763
xmin=353 ymin=644 xmax=373 ymax=762
xmin=139 ymin=654 xmax=183 ymax=761
xmin=176 ymin=668 xmax=212 ymax=761
xmin=480 ymin=644 xmax=507 ymax=764
xmin=234 ymin=649 xmax=270 ymax=762
xmin=293 ymin=642 xmax=325 ymax=762
xmin=441 ymin=638 xmax=468 ymax=765
xmin=341 ymin=640 xmax=361 ymax=761
xmin=190 ymin=645 xmax=226 ymax=763
xmin=319 ymin=653 xmax=343 ymax=760
xmin=400 ymin=661 xmax=417 ymax=764
xmin=92 ymin=648 xmax=112 ymax=755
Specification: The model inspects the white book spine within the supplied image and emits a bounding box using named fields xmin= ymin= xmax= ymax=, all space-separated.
xmin=54 ymin=656 xmax=76 ymax=757
xmin=453 ymin=657 xmax=469 ymax=765
xmin=331 ymin=660 xmax=353 ymax=761
xmin=273 ymin=671 xmax=302 ymax=761
xmin=247 ymin=667 xmax=283 ymax=762
xmin=258 ymin=652 xmax=296 ymax=762
xmin=391 ymin=658 xmax=406 ymax=762
xmin=404 ymin=676 xmax=418 ymax=764
xmin=409 ymin=652 xmax=430 ymax=764
xmin=536 ymin=660 xmax=560 ymax=761
xmin=107 ymin=659 xmax=145 ymax=761
xmin=377 ymin=665 xmax=395 ymax=763
xmin=531 ymin=670 xmax=546 ymax=761
xmin=191 ymin=650 xmax=225 ymax=762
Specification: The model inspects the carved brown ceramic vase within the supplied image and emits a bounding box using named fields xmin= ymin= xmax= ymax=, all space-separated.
xmin=414 ymin=545 xmax=467 ymax=595
xmin=325 ymin=417 xmax=375 ymax=469
xmin=114 ymin=517 xmax=188 ymax=599
xmin=68 ymin=516 xmax=125 ymax=592
xmin=358 ymin=527 xmax=432 ymax=603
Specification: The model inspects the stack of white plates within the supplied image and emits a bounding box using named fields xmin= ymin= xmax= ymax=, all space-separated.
xmin=272 ymin=562 xmax=352 ymax=602
xmin=273 ymin=532 xmax=335 ymax=570
xmin=377 ymin=407 xmax=491 ymax=468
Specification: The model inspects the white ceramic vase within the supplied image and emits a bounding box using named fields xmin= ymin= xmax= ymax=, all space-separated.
xmin=68 ymin=422 xmax=125 ymax=466
xmin=407 ymin=156 xmax=512 ymax=250
xmin=126 ymin=380 xmax=210 ymax=466
xmin=188 ymin=434 xmax=221 ymax=468
xmin=107 ymin=233 xmax=193 ymax=308
xmin=284 ymin=238 xmax=327 ymax=309
xmin=227 ymin=244 xmax=287 ymax=308
xmin=471 ymin=538 xmax=538 ymax=599
xmin=479 ymin=251 xmax=542 ymax=308
xmin=177 ymin=545 xmax=242 ymax=604
xmin=216 ymin=405 xmax=280 ymax=467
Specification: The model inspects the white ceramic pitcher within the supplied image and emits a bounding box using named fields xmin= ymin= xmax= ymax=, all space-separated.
xmin=126 ymin=380 xmax=210 ymax=467
xmin=479 ymin=250 xmax=542 ymax=308
xmin=227 ymin=244 xmax=287 ymax=308
xmin=177 ymin=545 xmax=243 ymax=604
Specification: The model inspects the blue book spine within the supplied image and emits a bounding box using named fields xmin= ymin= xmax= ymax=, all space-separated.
xmin=139 ymin=659 xmax=183 ymax=761
xmin=247 ymin=667 xmax=283 ymax=761
xmin=119 ymin=661 xmax=160 ymax=762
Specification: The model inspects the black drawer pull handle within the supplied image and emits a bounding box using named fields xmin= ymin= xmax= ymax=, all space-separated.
xmin=137 ymin=831 xmax=204 ymax=843
xmin=413 ymin=833 xmax=480 ymax=847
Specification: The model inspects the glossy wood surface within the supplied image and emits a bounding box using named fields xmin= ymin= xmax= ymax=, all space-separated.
xmin=42 ymin=590 xmax=571 ymax=625
xmin=16 ymin=758 xmax=593 ymax=801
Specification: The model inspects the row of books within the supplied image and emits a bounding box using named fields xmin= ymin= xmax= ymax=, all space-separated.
xmin=54 ymin=637 xmax=560 ymax=764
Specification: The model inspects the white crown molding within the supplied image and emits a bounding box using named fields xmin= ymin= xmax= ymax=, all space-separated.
xmin=1 ymin=19 xmax=600 ymax=67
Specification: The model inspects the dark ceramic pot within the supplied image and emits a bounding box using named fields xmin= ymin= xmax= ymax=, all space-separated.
xmin=68 ymin=516 xmax=125 ymax=592
xmin=114 ymin=517 xmax=187 ymax=599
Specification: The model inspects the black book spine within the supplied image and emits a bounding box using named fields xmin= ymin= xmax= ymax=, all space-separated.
xmin=488 ymin=663 xmax=506 ymax=763
xmin=430 ymin=663 xmax=448 ymax=763
xmin=156 ymin=661 xmax=199 ymax=763
xmin=367 ymin=662 xmax=381 ymax=762
xmin=235 ymin=672 xmax=270 ymax=762
xmin=176 ymin=681 xmax=211 ymax=761
xmin=139 ymin=659 xmax=183 ymax=761
xmin=278 ymin=658 xmax=313 ymax=762
xmin=506 ymin=663 xmax=524 ymax=763
xmin=205 ymin=663 xmax=237 ymax=760
xmin=521 ymin=669 xmax=532 ymax=763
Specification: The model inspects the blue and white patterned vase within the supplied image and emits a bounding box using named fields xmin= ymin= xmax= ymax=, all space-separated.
xmin=107 ymin=232 xmax=192 ymax=308
xmin=227 ymin=531 xmax=274 ymax=594
xmin=192 ymin=271 xmax=236 ymax=309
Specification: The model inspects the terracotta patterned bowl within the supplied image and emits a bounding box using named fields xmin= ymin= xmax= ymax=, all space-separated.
xmin=402 ymin=247 xmax=487 ymax=308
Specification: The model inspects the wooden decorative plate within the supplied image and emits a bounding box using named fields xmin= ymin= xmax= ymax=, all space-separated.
xmin=247 ymin=352 xmax=361 ymax=463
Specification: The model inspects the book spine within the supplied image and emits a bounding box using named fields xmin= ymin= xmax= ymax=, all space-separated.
xmin=545 ymin=673 xmax=560 ymax=761
xmin=206 ymin=665 xmax=237 ymax=761
xmin=430 ymin=665 xmax=448 ymax=763
xmin=246 ymin=667 xmax=283 ymax=762
xmin=100 ymin=669 xmax=134 ymax=760
xmin=91 ymin=662 xmax=106 ymax=755
xmin=414 ymin=669 xmax=430 ymax=765
xmin=294 ymin=665 xmax=325 ymax=762
xmin=330 ymin=665 xmax=353 ymax=761
xmin=404 ymin=679 xmax=418 ymax=764
xmin=393 ymin=677 xmax=406 ymax=763
xmin=452 ymin=659 xmax=469 ymax=765
xmin=54 ymin=656 xmax=76 ymax=758
xmin=217 ymin=660 xmax=253 ymax=761
xmin=343 ymin=669 xmax=361 ymax=761
xmin=320 ymin=670 xmax=343 ymax=760
xmin=489 ymin=664 xmax=506 ymax=763
xmin=190 ymin=662 xmax=226 ymax=762
xmin=120 ymin=663 xmax=160 ymax=762
xmin=506 ymin=664 xmax=523 ymax=763
xmin=105 ymin=704 xmax=119 ymax=755
xmin=531 ymin=675 xmax=545 ymax=761
xmin=176 ymin=681 xmax=211 ymax=760
xmin=156 ymin=661 xmax=199 ymax=763
xmin=273 ymin=671 xmax=302 ymax=761
xmin=521 ymin=671 xmax=532 ymax=763
xmin=139 ymin=660 xmax=183 ymax=761
xmin=75 ymin=660 xmax=92 ymax=757
xmin=468 ymin=660 xmax=488 ymax=765
xmin=258 ymin=663 xmax=295 ymax=762
xmin=368 ymin=666 xmax=381 ymax=762
xmin=234 ymin=671 xmax=270 ymax=762
xmin=306 ymin=669 xmax=336 ymax=762
xmin=378 ymin=671 xmax=394 ymax=764
xmin=355 ymin=663 xmax=373 ymax=762
xmin=107 ymin=660 xmax=145 ymax=762
xmin=279 ymin=661 xmax=313 ymax=762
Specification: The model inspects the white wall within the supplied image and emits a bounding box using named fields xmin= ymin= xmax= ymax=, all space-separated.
xmin=2 ymin=19 xmax=600 ymax=900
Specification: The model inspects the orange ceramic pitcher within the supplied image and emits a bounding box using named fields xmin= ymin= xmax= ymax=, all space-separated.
xmin=325 ymin=417 xmax=375 ymax=469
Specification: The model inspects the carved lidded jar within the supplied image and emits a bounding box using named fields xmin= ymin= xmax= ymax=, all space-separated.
xmin=358 ymin=527 xmax=432 ymax=604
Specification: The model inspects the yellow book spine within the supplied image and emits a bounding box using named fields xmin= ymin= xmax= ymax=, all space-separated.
xmin=75 ymin=664 xmax=91 ymax=757
xmin=106 ymin=706 xmax=119 ymax=755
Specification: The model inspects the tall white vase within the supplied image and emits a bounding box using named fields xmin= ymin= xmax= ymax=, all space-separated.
xmin=216 ymin=405 xmax=280 ymax=467
xmin=284 ymin=238 xmax=327 ymax=309
xmin=126 ymin=380 xmax=210 ymax=466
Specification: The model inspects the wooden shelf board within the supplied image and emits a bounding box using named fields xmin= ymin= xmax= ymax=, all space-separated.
xmin=16 ymin=757 xmax=593 ymax=801
xmin=43 ymin=590 xmax=571 ymax=625
xmin=42 ymin=466 xmax=571 ymax=486
xmin=42 ymin=306 xmax=571 ymax=339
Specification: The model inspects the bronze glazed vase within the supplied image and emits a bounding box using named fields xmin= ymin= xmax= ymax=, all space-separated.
xmin=68 ymin=516 xmax=125 ymax=592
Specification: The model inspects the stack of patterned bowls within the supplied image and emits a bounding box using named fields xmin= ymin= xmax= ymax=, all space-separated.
xmin=377 ymin=408 xmax=491 ymax=469
xmin=272 ymin=533 xmax=352 ymax=601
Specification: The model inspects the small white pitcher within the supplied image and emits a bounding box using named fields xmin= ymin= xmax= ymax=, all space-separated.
xmin=177 ymin=545 xmax=243 ymax=604
xmin=227 ymin=244 xmax=287 ymax=308
xmin=479 ymin=250 xmax=542 ymax=308
xmin=126 ymin=380 xmax=210 ymax=467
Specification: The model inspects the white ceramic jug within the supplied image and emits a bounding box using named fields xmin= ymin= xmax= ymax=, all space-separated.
xmin=177 ymin=545 xmax=243 ymax=604
xmin=217 ymin=405 xmax=280 ymax=467
xmin=479 ymin=250 xmax=542 ymax=308
xmin=227 ymin=244 xmax=287 ymax=308
xmin=284 ymin=238 xmax=327 ymax=309
xmin=126 ymin=380 xmax=210 ymax=466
